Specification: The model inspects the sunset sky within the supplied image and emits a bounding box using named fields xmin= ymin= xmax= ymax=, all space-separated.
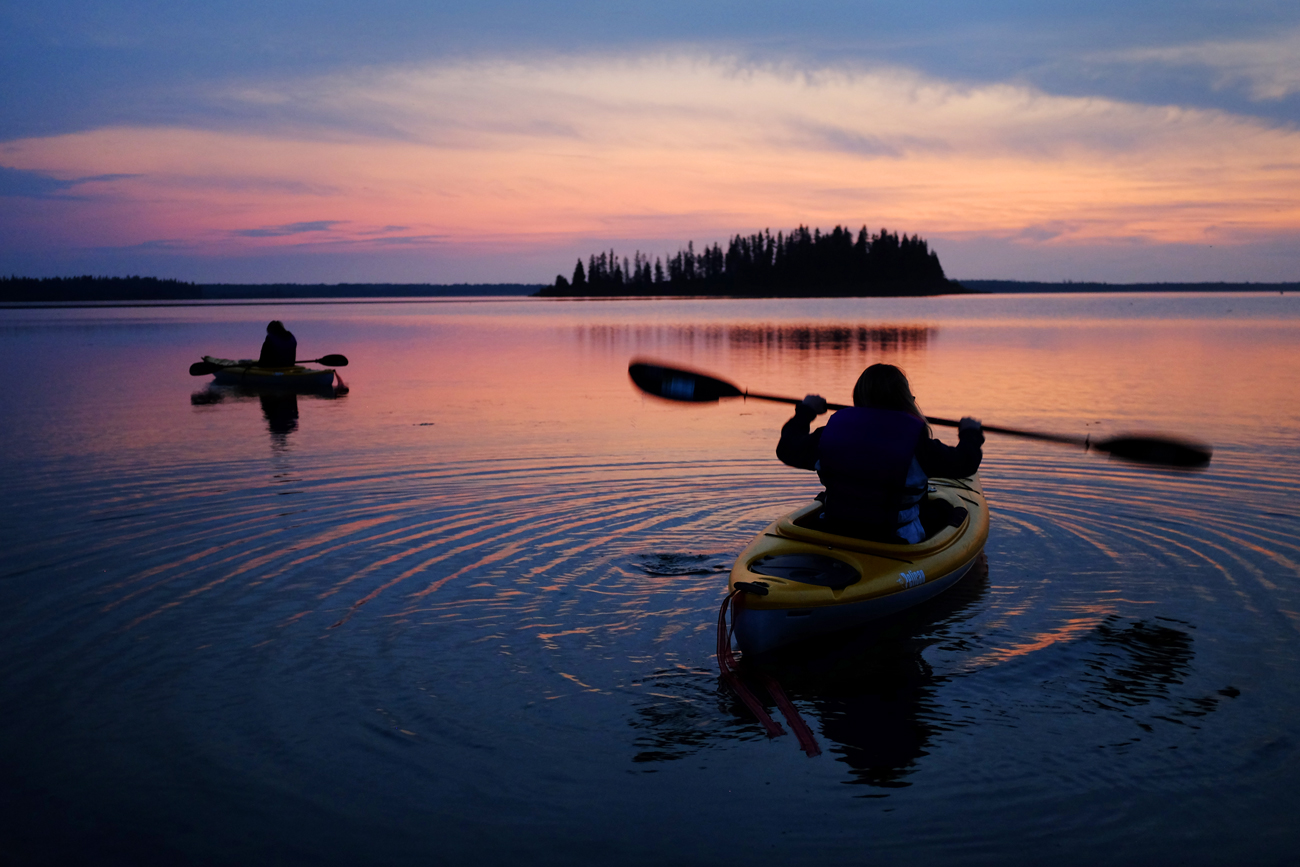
xmin=3 ymin=2 xmax=1299 ymax=283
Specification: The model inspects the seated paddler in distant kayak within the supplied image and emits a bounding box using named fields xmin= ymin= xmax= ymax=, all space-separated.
xmin=776 ymin=363 xmax=984 ymax=544
xmin=258 ymin=320 xmax=297 ymax=368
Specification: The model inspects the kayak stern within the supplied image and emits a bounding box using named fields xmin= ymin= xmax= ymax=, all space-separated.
xmin=728 ymin=475 xmax=989 ymax=654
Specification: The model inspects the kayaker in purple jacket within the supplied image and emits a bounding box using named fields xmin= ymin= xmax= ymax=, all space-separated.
xmin=258 ymin=320 xmax=297 ymax=368
xmin=777 ymin=363 xmax=983 ymax=543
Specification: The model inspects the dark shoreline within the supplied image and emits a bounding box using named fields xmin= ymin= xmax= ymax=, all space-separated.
xmin=0 ymin=278 xmax=545 ymax=304
xmin=962 ymin=280 xmax=1297 ymax=294
xmin=1 ymin=276 xmax=1294 ymax=304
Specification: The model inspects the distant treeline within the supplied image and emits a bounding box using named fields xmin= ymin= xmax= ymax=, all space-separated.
xmin=962 ymin=280 xmax=1299 ymax=294
xmin=1 ymin=275 xmax=201 ymax=302
xmin=201 ymin=283 xmax=542 ymax=299
xmin=1 ymin=277 xmax=543 ymax=303
xmin=540 ymin=226 xmax=961 ymax=297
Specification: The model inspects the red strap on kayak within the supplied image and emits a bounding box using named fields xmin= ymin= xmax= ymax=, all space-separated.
xmin=762 ymin=673 xmax=821 ymax=757
xmin=717 ymin=590 xmax=785 ymax=738
xmin=716 ymin=591 xmax=822 ymax=755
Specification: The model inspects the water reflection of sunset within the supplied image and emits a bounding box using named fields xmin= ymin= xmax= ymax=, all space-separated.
xmin=961 ymin=615 xmax=1109 ymax=669
xmin=3 ymin=295 xmax=1300 ymax=867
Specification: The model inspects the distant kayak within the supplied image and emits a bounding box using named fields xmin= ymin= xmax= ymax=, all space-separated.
xmin=201 ymin=356 xmax=339 ymax=389
xmin=729 ymin=474 xmax=989 ymax=654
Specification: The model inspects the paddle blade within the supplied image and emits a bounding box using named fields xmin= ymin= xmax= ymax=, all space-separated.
xmin=1096 ymin=435 xmax=1213 ymax=468
xmin=189 ymin=361 xmax=221 ymax=376
xmin=628 ymin=361 xmax=744 ymax=402
xmin=317 ymin=354 xmax=349 ymax=367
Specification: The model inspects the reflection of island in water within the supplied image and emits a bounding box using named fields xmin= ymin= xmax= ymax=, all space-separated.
xmin=628 ymin=559 xmax=1229 ymax=790
xmin=191 ymin=383 xmax=345 ymax=446
xmin=579 ymin=323 xmax=935 ymax=357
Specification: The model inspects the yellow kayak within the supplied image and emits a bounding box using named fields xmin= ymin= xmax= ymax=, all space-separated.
xmin=728 ymin=474 xmax=989 ymax=654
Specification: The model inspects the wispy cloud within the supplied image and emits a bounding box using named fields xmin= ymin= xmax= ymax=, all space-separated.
xmin=1097 ymin=29 xmax=1300 ymax=101
xmin=0 ymin=166 xmax=80 ymax=198
xmin=169 ymin=175 xmax=339 ymax=196
xmin=0 ymin=166 xmax=139 ymax=199
xmin=233 ymin=220 xmax=344 ymax=238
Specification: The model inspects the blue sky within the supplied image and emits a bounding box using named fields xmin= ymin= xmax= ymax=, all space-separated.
xmin=3 ymin=1 xmax=1299 ymax=282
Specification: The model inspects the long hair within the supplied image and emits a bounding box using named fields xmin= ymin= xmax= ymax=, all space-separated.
xmin=852 ymin=363 xmax=929 ymax=432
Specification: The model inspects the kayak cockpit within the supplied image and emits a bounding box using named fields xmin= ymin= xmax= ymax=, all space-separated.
xmin=776 ymin=481 xmax=975 ymax=558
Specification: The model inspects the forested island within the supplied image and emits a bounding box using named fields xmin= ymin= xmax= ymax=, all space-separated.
xmin=540 ymin=226 xmax=961 ymax=297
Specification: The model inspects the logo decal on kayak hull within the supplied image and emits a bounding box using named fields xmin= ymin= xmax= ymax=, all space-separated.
xmin=897 ymin=569 xmax=925 ymax=588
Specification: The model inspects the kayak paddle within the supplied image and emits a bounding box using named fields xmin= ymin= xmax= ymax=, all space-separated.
xmin=628 ymin=360 xmax=1213 ymax=468
xmin=188 ymin=354 xmax=349 ymax=376
xmin=301 ymin=354 xmax=349 ymax=367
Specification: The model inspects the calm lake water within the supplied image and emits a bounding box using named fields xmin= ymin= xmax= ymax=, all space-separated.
xmin=2 ymin=293 xmax=1299 ymax=865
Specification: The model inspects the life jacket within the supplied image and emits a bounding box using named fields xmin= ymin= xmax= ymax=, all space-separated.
xmin=817 ymin=406 xmax=928 ymax=542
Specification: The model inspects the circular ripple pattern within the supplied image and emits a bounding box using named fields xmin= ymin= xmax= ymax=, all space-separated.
xmin=8 ymin=439 xmax=1297 ymax=816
